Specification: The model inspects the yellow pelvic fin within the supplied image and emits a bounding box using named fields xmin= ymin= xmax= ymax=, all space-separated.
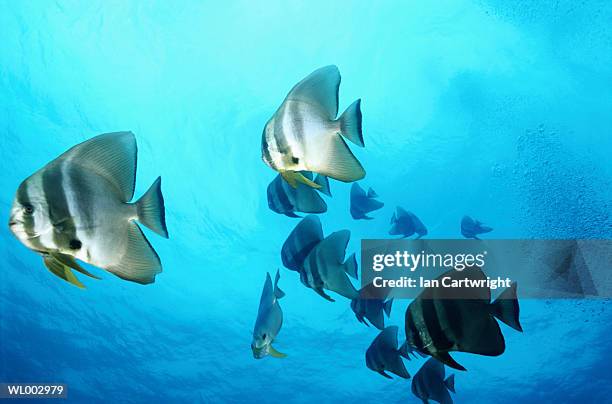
xmin=268 ymin=345 xmax=287 ymax=358
xmin=43 ymin=255 xmax=85 ymax=289
xmin=50 ymin=252 xmax=101 ymax=280
xmin=280 ymin=171 xmax=322 ymax=189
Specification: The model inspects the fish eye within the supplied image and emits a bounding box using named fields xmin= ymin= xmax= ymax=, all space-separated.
xmin=262 ymin=333 xmax=267 ymax=340
xmin=23 ymin=204 xmax=34 ymax=215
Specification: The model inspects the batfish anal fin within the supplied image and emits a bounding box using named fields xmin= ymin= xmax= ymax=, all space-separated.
xmin=314 ymin=287 xmax=335 ymax=302
xmin=378 ymin=370 xmax=393 ymax=379
xmin=106 ymin=222 xmax=162 ymax=285
xmin=431 ymin=351 xmax=466 ymax=371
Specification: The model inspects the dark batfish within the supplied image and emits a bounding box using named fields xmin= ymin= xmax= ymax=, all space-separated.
xmin=252 ymin=270 xmax=286 ymax=359
xmin=261 ymin=65 xmax=366 ymax=189
xmin=405 ymin=267 xmax=522 ymax=371
xmin=460 ymin=215 xmax=493 ymax=239
xmin=267 ymin=172 xmax=331 ymax=217
xmin=281 ymin=215 xmax=324 ymax=273
xmin=412 ymin=358 xmax=456 ymax=404
xmin=8 ymin=132 xmax=168 ymax=288
xmin=365 ymin=326 xmax=411 ymax=379
xmin=390 ymin=207 xmax=427 ymax=238
xmin=350 ymin=182 xmax=384 ymax=220
xmin=350 ymin=282 xmax=393 ymax=330
xmin=301 ymin=229 xmax=359 ymax=301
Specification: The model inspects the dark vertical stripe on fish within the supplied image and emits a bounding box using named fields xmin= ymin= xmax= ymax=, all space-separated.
xmin=274 ymin=109 xmax=291 ymax=154
xmin=67 ymin=165 xmax=95 ymax=238
xmin=276 ymin=177 xmax=295 ymax=213
xmin=407 ymin=305 xmax=425 ymax=351
xmin=42 ymin=164 xmax=76 ymax=250
xmin=424 ymin=299 xmax=453 ymax=351
xmin=16 ymin=181 xmax=36 ymax=236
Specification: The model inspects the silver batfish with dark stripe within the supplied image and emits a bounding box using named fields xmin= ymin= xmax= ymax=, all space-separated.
xmin=301 ymin=228 xmax=359 ymax=301
xmin=8 ymin=131 xmax=169 ymax=288
xmin=261 ymin=65 xmax=366 ymax=189
xmin=267 ymin=172 xmax=330 ymax=217
xmin=281 ymin=215 xmax=324 ymax=273
xmin=411 ymin=357 xmax=456 ymax=404
xmin=351 ymin=282 xmax=393 ymax=330
xmin=350 ymin=182 xmax=384 ymax=220
xmin=251 ymin=270 xmax=286 ymax=359
xmin=365 ymin=326 xmax=411 ymax=379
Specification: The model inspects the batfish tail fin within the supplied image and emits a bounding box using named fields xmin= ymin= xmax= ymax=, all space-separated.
xmin=106 ymin=223 xmax=162 ymax=285
xmin=343 ymin=252 xmax=359 ymax=280
xmin=338 ymin=99 xmax=364 ymax=147
xmin=136 ymin=177 xmax=169 ymax=238
xmin=479 ymin=225 xmax=493 ymax=234
xmin=445 ymin=374 xmax=456 ymax=393
xmin=361 ymin=197 xmax=384 ymax=213
xmin=491 ymin=282 xmax=523 ymax=332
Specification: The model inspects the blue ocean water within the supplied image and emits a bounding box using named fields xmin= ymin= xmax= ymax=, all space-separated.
xmin=1 ymin=1 xmax=611 ymax=403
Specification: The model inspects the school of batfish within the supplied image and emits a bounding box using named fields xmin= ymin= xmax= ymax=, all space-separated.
xmin=9 ymin=65 xmax=516 ymax=404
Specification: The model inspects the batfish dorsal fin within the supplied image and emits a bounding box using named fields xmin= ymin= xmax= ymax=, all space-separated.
xmin=260 ymin=272 xmax=274 ymax=305
xmin=56 ymin=132 xmax=137 ymax=203
xmin=317 ymin=230 xmax=351 ymax=265
xmin=106 ymin=222 xmax=162 ymax=284
xmin=396 ymin=206 xmax=410 ymax=217
xmin=287 ymin=65 xmax=340 ymax=120
xmin=43 ymin=255 xmax=85 ymax=289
